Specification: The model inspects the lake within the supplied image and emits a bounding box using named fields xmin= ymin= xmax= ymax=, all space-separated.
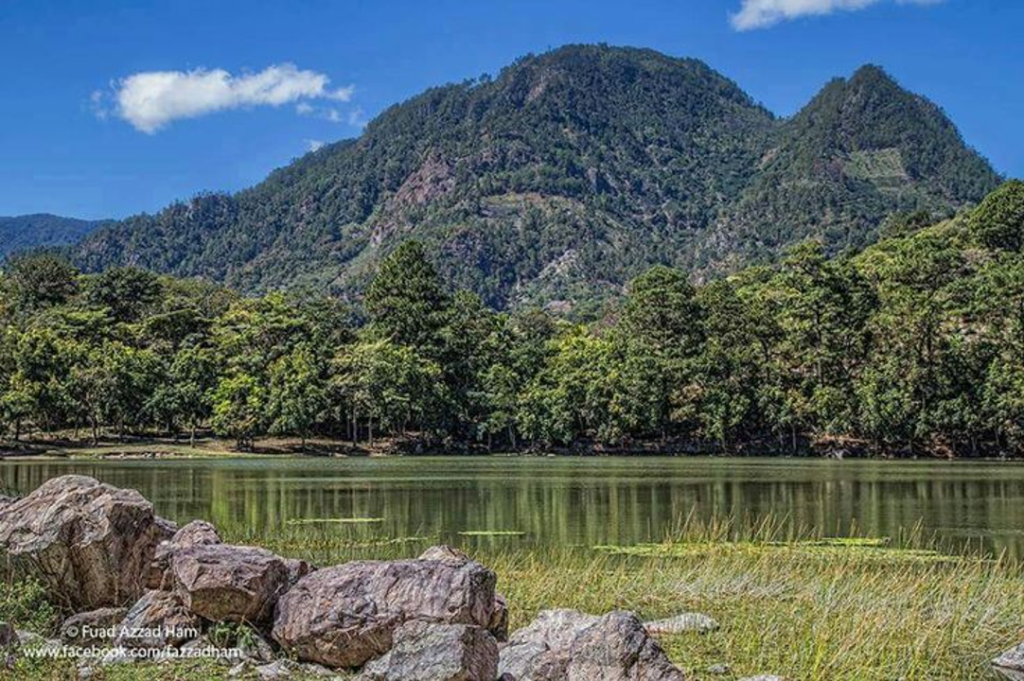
xmin=3 ymin=456 xmax=1024 ymax=557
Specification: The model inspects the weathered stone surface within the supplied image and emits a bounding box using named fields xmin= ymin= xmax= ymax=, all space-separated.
xmin=499 ymin=609 xmax=684 ymax=681
xmin=115 ymin=590 xmax=201 ymax=649
xmin=358 ymin=621 xmax=498 ymax=681
xmin=565 ymin=610 xmax=684 ymax=680
xmin=62 ymin=607 xmax=128 ymax=645
xmin=282 ymin=557 xmax=315 ymax=588
xmin=147 ymin=519 xmax=222 ymax=590
xmin=645 ymin=612 xmax=719 ymax=635
xmin=995 ymin=643 xmax=1024 ymax=680
xmin=0 ymin=475 xmax=164 ymax=610
xmin=416 ymin=546 xmax=507 ymax=642
xmin=173 ymin=543 xmax=289 ymax=624
xmin=490 ymin=593 xmax=509 ymax=643
xmin=498 ymin=609 xmax=599 ymax=681
xmin=273 ymin=549 xmax=497 ymax=668
xmin=418 ymin=545 xmax=471 ymax=563
xmin=154 ymin=516 xmax=179 ymax=542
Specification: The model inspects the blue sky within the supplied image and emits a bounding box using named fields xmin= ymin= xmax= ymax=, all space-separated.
xmin=1 ymin=0 xmax=1021 ymax=220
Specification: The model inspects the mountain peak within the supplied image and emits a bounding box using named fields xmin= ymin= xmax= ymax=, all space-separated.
xmin=70 ymin=46 xmax=1000 ymax=310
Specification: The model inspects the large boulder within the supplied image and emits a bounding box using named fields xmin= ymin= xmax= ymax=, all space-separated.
xmin=115 ymin=590 xmax=201 ymax=649
xmin=0 ymin=475 xmax=165 ymax=610
xmin=565 ymin=611 xmax=685 ymax=680
xmin=417 ymin=546 xmax=507 ymax=642
xmin=499 ymin=609 xmax=684 ymax=681
xmin=147 ymin=519 xmax=222 ymax=590
xmin=273 ymin=549 xmax=498 ymax=668
xmin=172 ymin=543 xmax=289 ymax=625
xmin=358 ymin=621 xmax=498 ymax=681
xmin=61 ymin=607 xmax=128 ymax=646
xmin=498 ymin=609 xmax=599 ymax=681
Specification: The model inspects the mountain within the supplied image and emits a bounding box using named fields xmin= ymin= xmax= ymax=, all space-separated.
xmin=0 ymin=214 xmax=105 ymax=260
xmin=72 ymin=46 xmax=1002 ymax=311
xmin=691 ymin=65 xmax=1003 ymax=273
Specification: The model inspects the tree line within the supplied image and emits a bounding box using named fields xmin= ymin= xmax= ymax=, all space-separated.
xmin=2 ymin=181 xmax=1024 ymax=457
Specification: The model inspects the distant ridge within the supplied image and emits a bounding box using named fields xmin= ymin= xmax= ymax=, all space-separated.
xmin=71 ymin=45 xmax=1002 ymax=310
xmin=0 ymin=214 xmax=106 ymax=260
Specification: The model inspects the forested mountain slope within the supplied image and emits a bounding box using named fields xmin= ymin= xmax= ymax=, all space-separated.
xmin=0 ymin=214 xmax=104 ymax=260
xmin=72 ymin=46 xmax=1001 ymax=310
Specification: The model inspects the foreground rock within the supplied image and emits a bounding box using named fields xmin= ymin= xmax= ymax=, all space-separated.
xmin=61 ymin=607 xmax=128 ymax=645
xmin=417 ymin=546 xmax=507 ymax=642
xmin=0 ymin=475 xmax=166 ymax=610
xmin=359 ymin=621 xmax=498 ymax=681
xmin=499 ymin=609 xmax=684 ymax=681
xmin=282 ymin=557 xmax=316 ymax=588
xmin=148 ymin=519 xmax=222 ymax=590
xmin=173 ymin=543 xmax=290 ymax=625
xmin=273 ymin=548 xmax=499 ymax=668
xmin=499 ymin=609 xmax=599 ymax=680
xmin=566 ymin=611 xmax=684 ymax=680
xmin=115 ymin=590 xmax=201 ymax=649
xmin=994 ymin=643 xmax=1024 ymax=680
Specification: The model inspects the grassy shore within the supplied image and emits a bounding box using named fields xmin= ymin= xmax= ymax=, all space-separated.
xmin=4 ymin=517 xmax=1022 ymax=680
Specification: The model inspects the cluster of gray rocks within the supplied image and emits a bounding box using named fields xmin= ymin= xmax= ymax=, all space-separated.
xmin=0 ymin=474 xmax=788 ymax=680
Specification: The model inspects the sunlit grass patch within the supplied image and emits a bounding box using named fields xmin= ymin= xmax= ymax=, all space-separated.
xmin=458 ymin=530 xmax=527 ymax=537
xmin=593 ymin=538 xmax=951 ymax=564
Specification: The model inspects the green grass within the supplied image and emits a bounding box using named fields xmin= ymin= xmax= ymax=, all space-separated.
xmin=4 ymin=516 xmax=1022 ymax=680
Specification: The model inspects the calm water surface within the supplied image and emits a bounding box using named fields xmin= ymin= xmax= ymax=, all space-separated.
xmin=2 ymin=456 xmax=1024 ymax=557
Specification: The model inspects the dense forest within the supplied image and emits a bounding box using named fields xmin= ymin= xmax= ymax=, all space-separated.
xmin=0 ymin=214 xmax=104 ymax=259
xmin=3 ymin=181 xmax=1024 ymax=457
xmin=71 ymin=46 xmax=1000 ymax=312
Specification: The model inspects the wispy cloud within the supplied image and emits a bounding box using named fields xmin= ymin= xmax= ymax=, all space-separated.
xmin=306 ymin=139 xmax=325 ymax=152
xmin=730 ymin=0 xmax=942 ymax=31
xmin=100 ymin=63 xmax=355 ymax=133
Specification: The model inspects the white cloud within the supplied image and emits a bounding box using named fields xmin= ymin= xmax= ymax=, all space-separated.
xmin=306 ymin=139 xmax=325 ymax=152
xmin=730 ymin=0 xmax=941 ymax=31
xmin=107 ymin=63 xmax=355 ymax=133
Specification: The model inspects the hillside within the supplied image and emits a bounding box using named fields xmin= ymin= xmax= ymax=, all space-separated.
xmin=72 ymin=45 xmax=1001 ymax=310
xmin=0 ymin=214 xmax=104 ymax=260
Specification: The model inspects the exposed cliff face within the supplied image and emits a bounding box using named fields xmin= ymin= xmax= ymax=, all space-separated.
xmin=72 ymin=46 xmax=1001 ymax=310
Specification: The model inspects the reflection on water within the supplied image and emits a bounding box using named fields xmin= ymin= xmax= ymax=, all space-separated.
xmin=2 ymin=457 xmax=1023 ymax=557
